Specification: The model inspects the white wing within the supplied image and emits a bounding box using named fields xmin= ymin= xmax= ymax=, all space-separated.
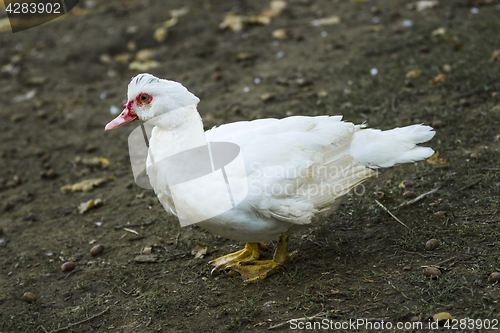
xmin=205 ymin=116 xmax=375 ymax=225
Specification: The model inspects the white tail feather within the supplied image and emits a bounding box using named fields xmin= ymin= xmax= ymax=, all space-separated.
xmin=349 ymin=124 xmax=435 ymax=168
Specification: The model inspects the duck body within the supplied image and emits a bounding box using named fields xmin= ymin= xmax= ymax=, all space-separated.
xmin=106 ymin=73 xmax=435 ymax=281
xmin=144 ymin=105 xmax=433 ymax=243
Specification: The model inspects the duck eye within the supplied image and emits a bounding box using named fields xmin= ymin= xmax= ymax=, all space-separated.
xmin=140 ymin=94 xmax=148 ymax=102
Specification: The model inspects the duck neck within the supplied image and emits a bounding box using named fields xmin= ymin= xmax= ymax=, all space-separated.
xmin=148 ymin=105 xmax=207 ymax=159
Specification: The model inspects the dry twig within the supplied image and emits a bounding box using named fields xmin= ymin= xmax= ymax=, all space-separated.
xmin=40 ymin=306 xmax=110 ymax=333
xmin=375 ymin=200 xmax=414 ymax=233
xmin=268 ymin=310 xmax=327 ymax=330
xmin=458 ymin=179 xmax=481 ymax=191
xmin=398 ymin=188 xmax=438 ymax=208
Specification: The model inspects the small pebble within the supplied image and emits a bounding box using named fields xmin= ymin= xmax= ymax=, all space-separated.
xmin=40 ymin=168 xmax=57 ymax=179
xmin=40 ymin=152 xmax=50 ymax=162
xmin=296 ymin=78 xmax=311 ymax=86
xmin=34 ymin=148 xmax=46 ymax=157
xmin=423 ymin=266 xmax=441 ymax=278
xmin=23 ymin=292 xmax=37 ymax=303
xmin=432 ymin=120 xmax=445 ymax=128
xmin=473 ymin=278 xmax=483 ymax=285
xmin=61 ymin=262 xmax=76 ymax=272
xmin=90 ymin=244 xmax=105 ymax=256
xmin=37 ymin=110 xmax=47 ymax=118
xmin=142 ymin=246 xmax=152 ymax=255
xmin=420 ymin=46 xmax=431 ymax=53
xmin=425 ymin=239 xmax=440 ymax=251
xmin=470 ymin=153 xmax=478 ymax=159
xmin=401 ymin=179 xmax=413 ymax=187
xmin=403 ymin=191 xmax=417 ymax=199
xmin=434 ymin=211 xmax=448 ymax=218
xmin=401 ymin=20 xmax=413 ymax=28
xmin=84 ymin=144 xmax=97 ymax=153
xmin=212 ymin=72 xmax=222 ymax=81
xmin=488 ymin=272 xmax=500 ymax=283
xmin=13 ymin=175 xmax=21 ymax=185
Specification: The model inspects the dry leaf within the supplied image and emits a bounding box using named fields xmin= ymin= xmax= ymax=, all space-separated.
xmin=77 ymin=199 xmax=103 ymax=214
xmin=151 ymin=7 xmax=187 ymax=43
xmin=272 ymin=28 xmax=288 ymax=39
xmin=191 ymin=243 xmax=208 ymax=259
xmin=430 ymin=74 xmax=446 ymax=84
xmin=129 ymin=60 xmax=160 ymax=71
xmin=114 ymin=53 xmax=132 ymax=64
xmin=134 ymin=255 xmax=159 ymax=263
xmin=0 ymin=18 xmax=11 ymax=33
xmin=262 ymin=0 xmax=287 ymax=18
xmin=61 ymin=177 xmax=114 ymax=192
xmin=162 ymin=16 xmax=178 ymax=29
xmin=364 ymin=25 xmax=385 ymax=32
xmin=270 ymin=0 xmax=287 ymax=12
xmin=427 ymin=151 xmax=447 ymax=167
xmin=311 ymin=16 xmax=341 ymax=26
xmin=414 ymin=1 xmax=439 ymax=11
xmin=99 ymin=54 xmax=113 ymax=65
xmin=247 ymin=16 xmax=271 ymax=25
xmin=260 ymin=93 xmax=275 ymax=102
xmin=154 ymin=27 xmax=167 ymax=43
xmin=220 ymin=1 xmax=285 ymax=31
xmin=234 ymin=53 xmax=257 ymax=61
xmin=170 ymin=7 xmax=189 ymax=18
xmin=431 ymin=27 xmax=446 ymax=36
xmin=76 ymin=156 xmax=110 ymax=168
xmin=136 ymin=49 xmax=157 ymax=61
xmin=406 ymin=70 xmax=421 ymax=79
xmin=219 ymin=13 xmax=244 ymax=31
xmin=432 ymin=312 xmax=454 ymax=323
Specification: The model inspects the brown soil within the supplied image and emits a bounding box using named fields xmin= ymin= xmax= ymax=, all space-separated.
xmin=1 ymin=0 xmax=500 ymax=332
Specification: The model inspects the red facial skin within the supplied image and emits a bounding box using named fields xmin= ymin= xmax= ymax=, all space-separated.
xmin=104 ymin=93 xmax=152 ymax=131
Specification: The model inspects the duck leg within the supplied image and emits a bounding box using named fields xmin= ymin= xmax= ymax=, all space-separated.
xmin=209 ymin=242 xmax=263 ymax=270
xmin=233 ymin=230 xmax=291 ymax=283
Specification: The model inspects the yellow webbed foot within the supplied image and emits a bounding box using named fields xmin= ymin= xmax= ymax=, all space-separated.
xmin=234 ymin=230 xmax=291 ymax=283
xmin=209 ymin=242 xmax=261 ymax=270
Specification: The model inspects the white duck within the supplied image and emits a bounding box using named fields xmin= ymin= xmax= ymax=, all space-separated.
xmin=105 ymin=73 xmax=435 ymax=282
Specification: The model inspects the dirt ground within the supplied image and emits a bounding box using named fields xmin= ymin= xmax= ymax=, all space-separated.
xmin=1 ymin=0 xmax=500 ymax=332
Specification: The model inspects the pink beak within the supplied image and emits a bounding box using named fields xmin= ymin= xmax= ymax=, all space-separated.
xmin=105 ymin=108 xmax=138 ymax=131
